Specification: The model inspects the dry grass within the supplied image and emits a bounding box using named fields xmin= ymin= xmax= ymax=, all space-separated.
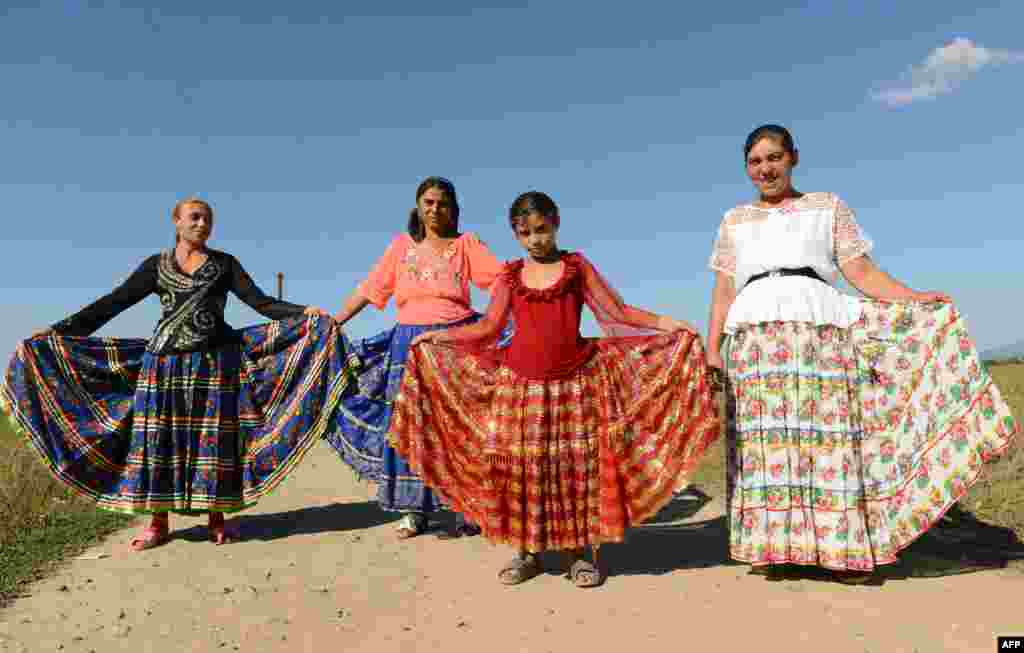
xmin=689 ymin=414 xmax=728 ymax=498
xmin=963 ymin=363 xmax=1024 ymax=536
xmin=0 ymin=422 xmax=77 ymax=546
xmin=0 ymin=420 xmax=133 ymax=605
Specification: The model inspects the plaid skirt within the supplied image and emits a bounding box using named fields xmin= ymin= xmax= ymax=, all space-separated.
xmin=0 ymin=315 xmax=352 ymax=515
xmin=389 ymin=330 xmax=720 ymax=553
xmin=724 ymin=301 xmax=1019 ymax=570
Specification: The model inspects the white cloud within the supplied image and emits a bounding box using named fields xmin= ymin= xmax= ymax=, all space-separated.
xmin=873 ymin=38 xmax=1024 ymax=107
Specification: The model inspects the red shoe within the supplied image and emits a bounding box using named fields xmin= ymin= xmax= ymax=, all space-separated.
xmin=129 ymin=525 xmax=170 ymax=552
xmin=208 ymin=516 xmax=240 ymax=545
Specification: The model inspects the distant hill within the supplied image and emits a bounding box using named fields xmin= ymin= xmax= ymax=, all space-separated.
xmin=982 ymin=339 xmax=1024 ymax=362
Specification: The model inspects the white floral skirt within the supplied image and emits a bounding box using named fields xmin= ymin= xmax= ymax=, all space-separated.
xmin=724 ymin=301 xmax=1018 ymax=571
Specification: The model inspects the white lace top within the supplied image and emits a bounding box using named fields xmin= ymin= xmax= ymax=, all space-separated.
xmin=708 ymin=192 xmax=873 ymax=333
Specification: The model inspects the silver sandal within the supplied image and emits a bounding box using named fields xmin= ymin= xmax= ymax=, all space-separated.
xmin=499 ymin=555 xmax=541 ymax=585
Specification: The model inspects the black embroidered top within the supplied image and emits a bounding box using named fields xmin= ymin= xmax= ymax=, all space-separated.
xmin=52 ymin=249 xmax=306 ymax=354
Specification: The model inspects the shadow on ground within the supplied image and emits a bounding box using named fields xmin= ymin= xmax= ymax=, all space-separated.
xmin=173 ymin=492 xmax=1024 ymax=585
xmin=600 ymin=494 xmax=1024 ymax=583
xmin=601 ymin=489 xmax=731 ymax=577
xmin=174 ymin=501 xmax=400 ymax=543
xmin=885 ymin=505 xmax=1024 ymax=579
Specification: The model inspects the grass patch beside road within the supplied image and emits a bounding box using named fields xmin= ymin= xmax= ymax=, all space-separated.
xmin=0 ymin=420 xmax=133 ymax=606
xmin=963 ymin=363 xmax=1024 ymax=536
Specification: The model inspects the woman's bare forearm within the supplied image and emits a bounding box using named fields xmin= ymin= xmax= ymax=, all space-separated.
xmin=707 ymin=273 xmax=736 ymax=359
xmin=841 ymin=255 xmax=919 ymax=301
xmin=333 ymin=291 xmax=371 ymax=326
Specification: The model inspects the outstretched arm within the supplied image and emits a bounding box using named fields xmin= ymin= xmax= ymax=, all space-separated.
xmin=339 ymin=236 xmax=402 ymax=325
xmin=832 ymin=197 xmax=948 ymax=302
xmin=579 ymin=256 xmax=696 ymax=336
xmin=840 ymin=255 xmax=950 ymax=302
xmin=333 ymin=290 xmax=371 ymax=326
xmin=230 ymin=257 xmax=310 ymax=319
xmin=49 ymin=255 xmax=158 ymax=337
xmin=412 ymin=276 xmax=514 ymax=347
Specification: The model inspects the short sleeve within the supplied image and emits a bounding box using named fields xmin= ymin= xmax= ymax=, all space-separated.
xmin=357 ymin=234 xmax=406 ymax=309
xmin=833 ymin=196 xmax=874 ymax=265
xmin=462 ymin=232 xmax=504 ymax=293
xmin=708 ymin=213 xmax=737 ymax=277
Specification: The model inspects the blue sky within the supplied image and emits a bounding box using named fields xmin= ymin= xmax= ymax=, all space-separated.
xmin=2 ymin=0 xmax=1022 ymax=363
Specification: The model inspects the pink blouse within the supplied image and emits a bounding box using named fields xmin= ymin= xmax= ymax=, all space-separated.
xmin=357 ymin=232 xmax=504 ymax=325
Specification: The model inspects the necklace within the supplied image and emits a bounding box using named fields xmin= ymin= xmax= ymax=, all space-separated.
xmin=420 ymin=236 xmax=455 ymax=257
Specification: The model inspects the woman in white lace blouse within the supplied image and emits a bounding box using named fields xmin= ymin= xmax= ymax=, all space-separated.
xmin=706 ymin=124 xmax=1019 ymax=583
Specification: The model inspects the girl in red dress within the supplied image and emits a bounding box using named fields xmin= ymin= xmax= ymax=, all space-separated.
xmin=389 ymin=192 xmax=721 ymax=587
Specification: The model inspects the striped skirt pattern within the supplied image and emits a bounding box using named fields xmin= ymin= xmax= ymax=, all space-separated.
xmin=323 ymin=316 xmax=486 ymax=512
xmin=389 ymin=330 xmax=721 ymax=553
xmin=1 ymin=315 xmax=351 ymax=515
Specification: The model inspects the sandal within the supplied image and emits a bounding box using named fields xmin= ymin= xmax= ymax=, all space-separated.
xmin=499 ymin=555 xmax=541 ymax=585
xmin=395 ymin=513 xmax=427 ymax=540
xmin=568 ymin=557 xmax=604 ymax=588
xmin=129 ymin=525 xmax=170 ymax=552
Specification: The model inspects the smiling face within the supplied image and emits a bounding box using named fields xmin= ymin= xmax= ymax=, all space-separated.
xmin=745 ymin=136 xmax=799 ymax=201
xmin=417 ymin=187 xmax=455 ymax=236
xmin=173 ymin=201 xmax=214 ymax=246
xmin=513 ymin=213 xmax=558 ymax=260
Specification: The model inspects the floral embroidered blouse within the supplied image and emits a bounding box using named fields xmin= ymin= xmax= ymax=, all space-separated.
xmin=708 ymin=192 xmax=873 ymax=333
xmin=357 ymin=232 xmax=504 ymax=325
xmin=52 ymin=249 xmax=306 ymax=354
xmin=437 ymin=252 xmax=665 ymax=380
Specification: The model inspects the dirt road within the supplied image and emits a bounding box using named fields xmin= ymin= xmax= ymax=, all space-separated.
xmin=1 ymin=441 xmax=1021 ymax=653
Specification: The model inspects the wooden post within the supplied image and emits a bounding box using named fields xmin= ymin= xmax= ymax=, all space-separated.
xmin=276 ymin=273 xmax=284 ymax=300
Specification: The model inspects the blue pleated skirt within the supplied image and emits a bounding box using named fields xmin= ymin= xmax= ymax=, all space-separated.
xmin=325 ymin=315 xmax=487 ymax=512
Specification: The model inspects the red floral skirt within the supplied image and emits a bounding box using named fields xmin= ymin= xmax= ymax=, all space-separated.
xmin=389 ymin=331 xmax=721 ymax=553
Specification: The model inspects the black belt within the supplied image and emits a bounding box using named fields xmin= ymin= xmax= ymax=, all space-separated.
xmin=744 ymin=266 xmax=825 ymax=289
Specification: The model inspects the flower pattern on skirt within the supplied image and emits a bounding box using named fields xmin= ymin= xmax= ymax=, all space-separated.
xmin=724 ymin=301 xmax=1018 ymax=570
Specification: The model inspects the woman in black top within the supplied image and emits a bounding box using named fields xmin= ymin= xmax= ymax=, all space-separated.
xmin=3 ymin=198 xmax=347 ymax=550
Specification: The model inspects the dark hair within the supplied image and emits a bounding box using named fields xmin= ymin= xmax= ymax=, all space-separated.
xmin=407 ymin=176 xmax=460 ymax=242
xmin=743 ymin=124 xmax=796 ymax=160
xmin=508 ymin=191 xmax=561 ymax=230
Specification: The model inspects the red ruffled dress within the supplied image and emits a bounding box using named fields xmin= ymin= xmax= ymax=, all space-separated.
xmin=389 ymin=252 xmax=720 ymax=553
